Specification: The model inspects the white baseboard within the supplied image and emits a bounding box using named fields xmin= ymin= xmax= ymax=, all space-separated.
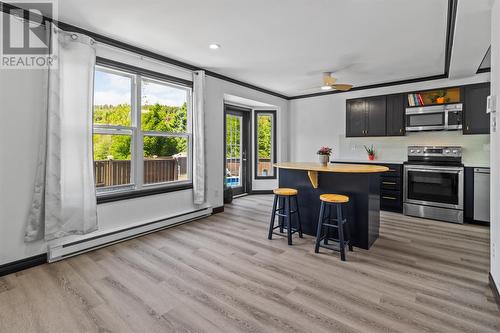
xmin=48 ymin=207 xmax=212 ymax=262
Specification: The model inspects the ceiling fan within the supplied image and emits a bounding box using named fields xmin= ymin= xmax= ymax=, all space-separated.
xmin=319 ymin=72 xmax=353 ymax=91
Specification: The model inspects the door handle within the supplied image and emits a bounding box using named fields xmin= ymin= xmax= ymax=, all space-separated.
xmin=382 ymin=181 xmax=397 ymax=185
xmin=382 ymin=196 xmax=398 ymax=200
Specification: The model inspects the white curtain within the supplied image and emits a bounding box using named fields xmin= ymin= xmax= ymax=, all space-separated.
xmin=25 ymin=24 xmax=98 ymax=241
xmin=192 ymin=70 xmax=206 ymax=204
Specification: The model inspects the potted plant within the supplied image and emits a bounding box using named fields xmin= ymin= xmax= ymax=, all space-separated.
xmin=364 ymin=145 xmax=376 ymax=161
xmin=430 ymin=90 xmax=449 ymax=104
xmin=317 ymin=146 xmax=332 ymax=165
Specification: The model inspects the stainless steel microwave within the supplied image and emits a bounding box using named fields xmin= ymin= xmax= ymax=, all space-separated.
xmin=405 ymin=104 xmax=463 ymax=132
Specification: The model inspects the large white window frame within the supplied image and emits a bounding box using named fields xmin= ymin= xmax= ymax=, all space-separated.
xmin=93 ymin=64 xmax=193 ymax=197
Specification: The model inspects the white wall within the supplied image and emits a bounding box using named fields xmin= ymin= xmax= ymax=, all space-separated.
xmin=290 ymin=73 xmax=491 ymax=167
xmin=0 ymin=69 xmax=48 ymax=264
xmin=0 ymin=43 xmax=288 ymax=265
xmin=207 ymin=80 xmax=289 ymax=192
xmin=490 ymin=0 xmax=500 ymax=289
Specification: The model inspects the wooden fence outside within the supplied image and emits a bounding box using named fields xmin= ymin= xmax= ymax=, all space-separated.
xmin=95 ymin=157 xmax=187 ymax=187
xmin=225 ymin=158 xmax=271 ymax=177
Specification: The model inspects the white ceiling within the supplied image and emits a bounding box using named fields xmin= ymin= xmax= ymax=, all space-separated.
xmin=55 ymin=0 xmax=487 ymax=97
xmin=480 ymin=48 xmax=491 ymax=69
xmin=449 ymin=0 xmax=493 ymax=78
xmin=224 ymin=95 xmax=276 ymax=108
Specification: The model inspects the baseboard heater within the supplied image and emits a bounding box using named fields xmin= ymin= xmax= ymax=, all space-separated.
xmin=48 ymin=207 xmax=212 ymax=262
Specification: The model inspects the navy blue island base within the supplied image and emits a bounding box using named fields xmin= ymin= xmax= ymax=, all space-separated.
xmin=277 ymin=164 xmax=388 ymax=250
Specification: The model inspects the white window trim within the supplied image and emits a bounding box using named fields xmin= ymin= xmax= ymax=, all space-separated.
xmin=94 ymin=65 xmax=193 ymax=197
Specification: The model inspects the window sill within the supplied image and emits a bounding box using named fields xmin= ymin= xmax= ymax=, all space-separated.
xmin=254 ymin=175 xmax=277 ymax=180
xmin=97 ymin=183 xmax=193 ymax=204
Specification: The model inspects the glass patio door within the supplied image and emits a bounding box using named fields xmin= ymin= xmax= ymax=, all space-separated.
xmin=224 ymin=105 xmax=250 ymax=195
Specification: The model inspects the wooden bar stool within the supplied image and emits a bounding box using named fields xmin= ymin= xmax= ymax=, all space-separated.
xmin=314 ymin=194 xmax=353 ymax=261
xmin=268 ymin=188 xmax=303 ymax=245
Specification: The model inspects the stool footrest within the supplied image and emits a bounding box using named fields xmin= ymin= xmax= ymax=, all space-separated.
xmin=272 ymin=229 xmax=300 ymax=237
xmin=321 ymin=220 xmax=346 ymax=228
xmin=322 ymin=218 xmax=347 ymax=224
xmin=318 ymin=239 xmax=350 ymax=252
xmin=272 ymin=225 xmax=300 ymax=231
xmin=275 ymin=210 xmax=297 ymax=217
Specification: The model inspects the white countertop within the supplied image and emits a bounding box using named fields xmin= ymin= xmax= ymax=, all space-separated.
xmin=463 ymin=163 xmax=490 ymax=168
xmin=331 ymin=158 xmax=405 ymax=165
xmin=332 ymin=158 xmax=490 ymax=168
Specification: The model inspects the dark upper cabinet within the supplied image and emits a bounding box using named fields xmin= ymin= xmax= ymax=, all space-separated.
xmin=346 ymin=99 xmax=367 ymax=137
xmin=386 ymin=94 xmax=405 ymax=136
xmin=346 ymin=82 xmax=491 ymax=138
xmin=365 ymin=96 xmax=386 ymax=136
xmin=346 ymin=96 xmax=386 ymax=137
xmin=463 ymin=83 xmax=491 ymax=135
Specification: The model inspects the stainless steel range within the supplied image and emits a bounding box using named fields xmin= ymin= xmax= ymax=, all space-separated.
xmin=403 ymin=146 xmax=464 ymax=224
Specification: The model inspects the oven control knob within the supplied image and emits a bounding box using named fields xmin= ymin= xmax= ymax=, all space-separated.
xmin=416 ymin=149 xmax=421 ymax=154
xmin=444 ymin=149 xmax=451 ymax=154
xmin=452 ymin=149 xmax=458 ymax=154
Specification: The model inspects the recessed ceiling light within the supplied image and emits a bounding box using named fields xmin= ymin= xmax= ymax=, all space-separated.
xmin=209 ymin=43 xmax=221 ymax=50
xmin=321 ymin=85 xmax=333 ymax=91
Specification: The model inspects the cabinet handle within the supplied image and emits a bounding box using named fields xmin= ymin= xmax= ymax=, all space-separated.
xmin=466 ymin=125 xmax=470 ymax=131
xmin=382 ymin=181 xmax=397 ymax=185
xmin=400 ymin=128 xmax=403 ymax=133
xmin=388 ymin=169 xmax=397 ymax=172
xmin=382 ymin=196 xmax=398 ymax=200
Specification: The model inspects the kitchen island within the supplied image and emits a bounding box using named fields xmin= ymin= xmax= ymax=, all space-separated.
xmin=275 ymin=162 xmax=389 ymax=249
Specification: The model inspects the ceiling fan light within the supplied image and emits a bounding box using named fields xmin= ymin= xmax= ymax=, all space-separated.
xmin=321 ymin=85 xmax=333 ymax=91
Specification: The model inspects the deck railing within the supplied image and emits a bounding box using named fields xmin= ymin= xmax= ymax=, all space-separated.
xmin=225 ymin=158 xmax=272 ymax=177
xmin=95 ymin=157 xmax=187 ymax=187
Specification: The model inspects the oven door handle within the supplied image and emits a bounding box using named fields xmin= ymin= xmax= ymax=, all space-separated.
xmin=406 ymin=108 xmax=445 ymax=115
xmin=406 ymin=168 xmax=462 ymax=174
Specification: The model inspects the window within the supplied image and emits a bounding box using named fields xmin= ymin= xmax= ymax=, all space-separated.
xmin=254 ymin=110 xmax=276 ymax=179
xmin=93 ymin=62 xmax=192 ymax=198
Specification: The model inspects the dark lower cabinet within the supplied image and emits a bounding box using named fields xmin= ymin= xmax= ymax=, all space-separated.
xmin=463 ymin=83 xmax=491 ymax=135
xmin=333 ymin=161 xmax=403 ymax=213
xmin=464 ymin=167 xmax=474 ymax=223
xmin=386 ymin=94 xmax=405 ymax=136
xmin=379 ymin=163 xmax=403 ymax=213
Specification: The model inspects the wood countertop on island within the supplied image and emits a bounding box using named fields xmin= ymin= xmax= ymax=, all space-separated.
xmin=274 ymin=162 xmax=388 ymax=188
xmin=274 ymin=162 xmax=389 ymax=173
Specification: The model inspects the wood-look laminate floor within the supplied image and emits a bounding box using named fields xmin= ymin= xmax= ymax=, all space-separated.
xmin=1 ymin=195 xmax=498 ymax=333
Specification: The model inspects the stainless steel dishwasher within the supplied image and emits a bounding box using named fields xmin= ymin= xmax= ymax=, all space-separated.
xmin=474 ymin=168 xmax=490 ymax=223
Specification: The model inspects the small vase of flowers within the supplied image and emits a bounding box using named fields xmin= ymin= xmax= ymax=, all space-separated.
xmin=317 ymin=146 xmax=332 ymax=165
xmin=364 ymin=145 xmax=376 ymax=161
